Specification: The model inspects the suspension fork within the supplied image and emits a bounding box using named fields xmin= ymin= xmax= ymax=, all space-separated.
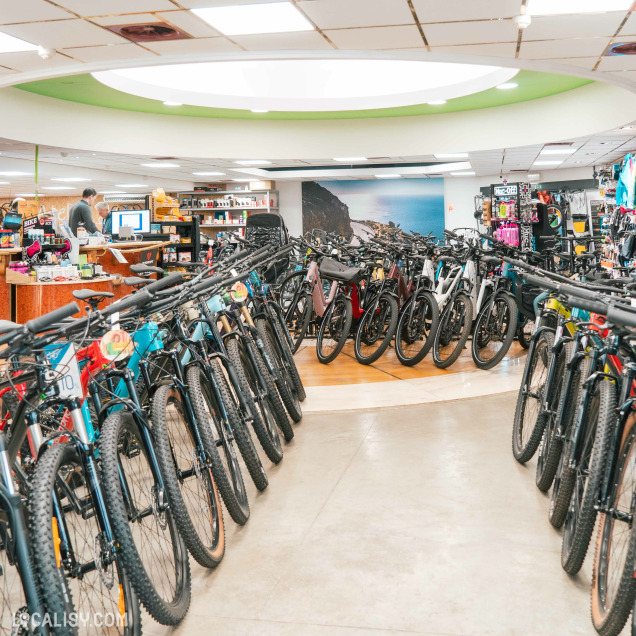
xmin=553 ymin=330 xmax=586 ymax=439
xmin=232 ymin=305 xmax=279 ymax=380
xmin=540 ymin=316 xmax=571 ymax=415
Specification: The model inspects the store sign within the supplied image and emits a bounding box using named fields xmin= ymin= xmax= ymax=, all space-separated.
xmin=494 ymin=185 xmax=519 ymax=197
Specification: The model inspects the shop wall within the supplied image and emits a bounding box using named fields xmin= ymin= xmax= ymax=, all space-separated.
xmin=0 ymin=194 xmax=104 ymax=226
xmin=277 ymin=181 xmax=303 ymax=237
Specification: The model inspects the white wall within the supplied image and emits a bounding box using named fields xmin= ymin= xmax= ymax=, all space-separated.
xmin=277 ymin=181 xmax=303 ymax=236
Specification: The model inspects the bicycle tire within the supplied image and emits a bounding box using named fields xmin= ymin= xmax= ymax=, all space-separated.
xmin=316 ymin=295 xmax=352 ymax=365
xmin=268 ymin=304 xmax=306 ymax=401
xmin=209 ymin=356 xmax=269 ymax=491
xmin=432 ymin=292 xmax=473 ymax=369
xmin=395 ymin=289 xmax=440 ymax=366
xmin=285 ymin=290 xmax=313 ymax=354
xmin=517 ymin=319 xmax=534 ymax=349
xmin=151 ymin=384 xmax=226 ymax=569
xmin=278 ymin=270 xmax=311 ymax=351
xmin=549 ymin=354 xmax=591 ymax=529
xmin=354 ymin=292 xmax=398 ymax=365
xmin=561 ymin=379 xmax=615 ymax=575
xmin=100 ymin=411 xmax=191 ymax=625
xmin=591 ymin=414 xmax=636 ymax=636
xmin=512 ymin=330 xmax=553 ymax=463
xmin=186 ymin=364 xmax=252 ymax=522
xmin=29 ymin=441 xmax=141 ymax=635
xmin=255 ymin=317 xmax=302 ymax=422
xmin=471 ymin=293 xmax=518 ymax=370
xmin=535 ymin=340 xmax=570 ymax=492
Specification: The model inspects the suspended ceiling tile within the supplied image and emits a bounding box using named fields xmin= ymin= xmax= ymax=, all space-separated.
xmin=142 ymin=37 xmax=241 ymax=54
xmin=62 ymin=43 xmax=156 ymax=62
xmin=300 ymin=0 xmax=415 ymax=30
xmin=413 ymin=0 xmax=521 ymax=22
xmin=53 ymin=0 xmax=176 ymax=16
xmin=429 ymin=42 xmax=517 ymax=57
xmin=524 ymin=13 xmax=625 ymax=40
xmin=423 ymin=19 xmax=518 ymax=46
xmin=598 ymin=56 xmax=636 ymax=71
xmin=325 ymin=25 xmax=423 ymax=49
xmin=232 ymin=31 xmax=333 ymax=50
xmin=155 ymin=11 xmax=221 ymax=38
xmin=518 ymin=38 xmax=610 ymax=60
xmin=545 ymin=57 xmax=600 ymax=70
xmin=618 ymin=12 xmax=636 ymax=35
xmin=0 ymin=51 xmax=77 ymax=72
xmin=92 ymin=14 xmax=163 ymax=27
xmin=0 ymin=0 xmax=72 ymax=24
xmin=0 ymin=19 xmax=126 ymax=48
xmin=606 ymin=69 xmax=636 ymax=78
xmin=178 ymin=0 xmax=283 ymax=6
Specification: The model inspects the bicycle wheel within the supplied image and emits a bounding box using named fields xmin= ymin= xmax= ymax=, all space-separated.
xmin=278 ymin=270 xmax=310 ymax=351
xmin=100 ymin=411 xmax=191 ymax=626
xmin=151 ymin=384 xmax=225 ymax=569
xmin=268 ymin=305 xmax=306 ymax=401
xmin=535 ymin=340 xmax=570 ymax=492
xmin=512 ymin=330 xmax=553 ymax=463
xmin=354 ymin=292 xmax=399 ymax=365
xmin=471 ymin=293 xmax=517 ymax=370
xmin=224 ymin=339 xmax=284 ymax=462
xmin=30 ymin=442 xmax=140 ymax=635
xmin=547 ymin=203 xmax=564 ymax=230
xmin=316 ymin=295 xmax=352 ymax=365
xmin=255 ymin=317 xmax=302 ymax=423
xmin=432 ymin=292 xmax=473 ymax=369
xmin=186 ymin=363 xmax=253 ymax=521
xmin=591 ymin=413 xmax=636 ymax=636
xmin=549 ymin=354 xmax=591 ymax=529
xmin=395 ymin=289 xmax=440 ymax=366
xmin=561 ymin=379 xmax=616 ymax=575
xmin=517 ymin=318 xmax=534 ymax=349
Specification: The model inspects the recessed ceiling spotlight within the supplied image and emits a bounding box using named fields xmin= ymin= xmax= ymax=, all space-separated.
xmin=450 ymin=171 xmax=476 ymax=176
xmin=527 ymin=173 xmax=541 ymax=181
xmin=163 ymin=101 xmax=182 ymax=106
xmin=114 ymin=183 xmax=148 ymax=187
xmin=140 ymin=162 xmax=181 ymax=168
xmin=527 ymin=0 xmax=632 ymax=15
xmin=333 ymin=157 xmax=367 ymax=162
xmin=497 ymin=82 xmax=518 ymax=90
xmin=434 ymin=153 xmax=469 ymax=159
xmin=0 ymin=32 xmax=38 ymax=54
xmin=427 ymin=100 xmax=447 ymax=105
xmin=191 ymin=2 xmax=314 ymax=36
xmin=234 ymin=160 xmax=271 ymax=165
xmin=193 ymin=171 xmax=225 ymax=176
xmin=540 ymin=147 xmax=576 ymax=155
xmin=51 ymin=177 xmax=91 ymax=182
xmin=375 ymin=174 xmax=401 ymax=179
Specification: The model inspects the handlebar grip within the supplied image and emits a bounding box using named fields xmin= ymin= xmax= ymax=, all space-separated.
xmin=224 ymin=248 xmax=250 ymax=265
xmin=557 ymin=283 xmax=599 ymax=301
xmin=524 ymin=274 xmax=557 ymax=291
xmin=26 ymin=302 xmax=80 ymax=334
xmin=566 ymin=296 xmax=608 ymax=316
xmin=190 ymin=272 xmax=226 ymax=295
xmin=101 ymin=290 xmax=152 ymax=317
xmin=444 ymin=229 xmax=458 ymax=238
xmin=129 ymin=264 xmax=164 ymax=275
xmin=608 ymin=305 xmax=636 ymax=328
xmin=145 ymin=273 xmax=184 ymax=294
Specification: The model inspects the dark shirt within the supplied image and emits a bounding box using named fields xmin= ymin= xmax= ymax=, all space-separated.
xmin=69 ymin=200 xmax=98 ymax=236
xmin=102 ymin=213 xmax=112 ymax=235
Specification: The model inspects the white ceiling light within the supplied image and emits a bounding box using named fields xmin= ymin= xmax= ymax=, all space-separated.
xmin=527 ymin=173 xmax=541 ymax=181
xmin=51 ymin=177 xmax=91 ymax=182
xmin=234 ymin=160 xmax=271 ymax=166
xmin=93 ymin=60 xmax=518 ymax=113
xmin=540 ymin=147 xmax=576 ymax=155
xmin=497 ymin=83 xmax=518 ymax=90
xmin=115 ymin=183 xmax=148 ymax=187
xmin=0 ymin=32 xmax=38 ymax=54
xmin=232 ymin=179 xmax=252 ymax=182
xmin=16 ymin=193 xmax=44 ymax=197
xmin=42 ymin=186 xmax=77 ymax=190
xmin=527 ymin=0 xmax=632 ymax=15
xmin=376 ymin=174 xmax=401 ymax=179
xmin=434 ymin=153 xmax=469 ymax=159
xmin=193 ymin=171 xmax=225 ymax=176
xmin=140 ymin=162 xmax=181 ymax=168
xmin=450 ymin=171 xmax=476 ymax=176
xmin=0 ymin=171 xmax=31 ymax=176
xmin=428 ymin=100 xmax=447 ymax=105
xmin=191 ymin=2 xmax=314 ymax=36
xmin=98 ymin=191 xmax=127 ymax=194
xmin=163 ymin=101 xmax=182 ymax=106
xmin=0 ymin=182 xmax=9 ymax=185
xmin=334 ymin=157 xmax=367 ymax=162
xmin=533 ymin=160 xmax=563 ymax=165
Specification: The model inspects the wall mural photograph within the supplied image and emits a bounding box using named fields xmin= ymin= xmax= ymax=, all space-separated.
xmin=301 ymin=178 xmax=445 ymax=241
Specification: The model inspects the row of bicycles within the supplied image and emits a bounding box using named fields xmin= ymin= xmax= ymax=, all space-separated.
xmin=0 ymin=241 xmax=305 ymax=634
xmin=278 ymin=229 xmax=542 ymax=370
xmin=510 ymin=253 xmax=636 ymax=635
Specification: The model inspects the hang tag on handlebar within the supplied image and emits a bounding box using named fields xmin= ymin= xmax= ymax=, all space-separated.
xmin=230 ymin=282 xmax=248 ymax=301
xmin=110 ymin=312 xmax=120 ymax=330
xmin=230 ymin=268 xmax=238 ymax=277
xmin=100 ymin=329 xmax=134 ymax=361
xmin=45 ymin=343 xmax=83 ymax=400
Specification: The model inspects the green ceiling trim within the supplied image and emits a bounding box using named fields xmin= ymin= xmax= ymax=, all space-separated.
xmin=15 ymin=70 xmax=592 ymax=120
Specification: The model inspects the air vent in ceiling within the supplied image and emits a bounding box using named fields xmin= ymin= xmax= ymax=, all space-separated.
xmin=102 ymin=194 xmax=147 ymax=204
xmin=106 ymin=23 xmax=191 ymax=43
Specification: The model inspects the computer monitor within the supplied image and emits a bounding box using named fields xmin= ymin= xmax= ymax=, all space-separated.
xmin=112 ymin=209 xmax=151 ymax=235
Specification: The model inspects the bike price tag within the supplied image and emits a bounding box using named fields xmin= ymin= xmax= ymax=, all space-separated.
xmin=100 ymin=329 xmax=133 ymax=361
xmin=230 ymin=268 xmax=238 ymax=277
xmin=45 ymin=343 xmax=83 ymax=399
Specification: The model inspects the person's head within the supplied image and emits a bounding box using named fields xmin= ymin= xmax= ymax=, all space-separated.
xmin=82 ymin=188 xmax=97 ymax=205
xmin=95 ymin=201 xmax=110 ymax=219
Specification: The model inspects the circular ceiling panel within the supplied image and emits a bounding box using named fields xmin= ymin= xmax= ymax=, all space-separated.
xmin=92 ymin=59 xmax=519 ymax=112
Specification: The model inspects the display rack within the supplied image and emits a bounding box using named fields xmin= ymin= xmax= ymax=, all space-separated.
xmin=488 ymin=182 xmax=533 ymax=250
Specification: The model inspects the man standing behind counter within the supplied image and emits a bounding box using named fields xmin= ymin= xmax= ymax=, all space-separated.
xmin=69 ymin=188 xmax=98 ymax=236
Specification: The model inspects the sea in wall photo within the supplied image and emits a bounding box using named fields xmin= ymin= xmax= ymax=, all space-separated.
xmin=301 ymin=178 xmax=445 ymax=239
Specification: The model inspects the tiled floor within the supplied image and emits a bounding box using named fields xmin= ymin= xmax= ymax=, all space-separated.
xmin=145 ymin=393 xmax=608 ymax=636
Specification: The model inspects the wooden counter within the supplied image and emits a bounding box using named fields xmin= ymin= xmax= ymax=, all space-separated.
xmin=14 ymin=276 xmax=115 ymax=323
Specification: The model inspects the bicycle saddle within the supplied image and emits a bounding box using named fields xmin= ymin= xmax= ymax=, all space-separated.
xmin=130 ymin=264 xmax=164 ymax=276
xmin=123 ymin=276 xmax=152 ymax=288
xmin=318 ymin=257 xmax=364 ymax=283
xmin=72 ymin=289 xmax=115 ymax=302
xmin=438 ymin=255 xmax=457 ymax=263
